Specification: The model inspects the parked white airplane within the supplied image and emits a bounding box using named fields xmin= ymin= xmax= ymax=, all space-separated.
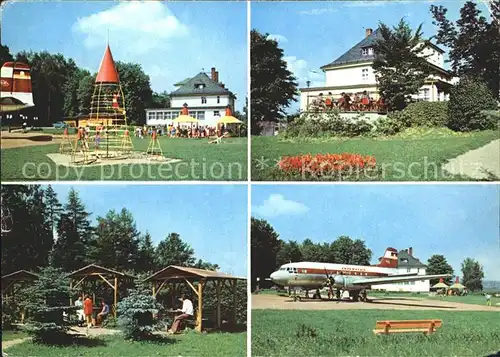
xmin=269 ymin=247 xmax=452 ymax=301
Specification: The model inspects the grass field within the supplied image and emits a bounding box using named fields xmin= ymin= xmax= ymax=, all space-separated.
xmin=1 ymin=330 xmax=28 ymax=341
xmin=252 ymin=310 xmax=500 ymax=356
xmin=370 ymin=292 xmax=499 ymax=307
xmin=251 ymin=131 xmax=499 ymax=181
xmin=1 ymin=136 xmax=247 ymax=181
xmin=3 ymin=331 xmax=246 ymax=357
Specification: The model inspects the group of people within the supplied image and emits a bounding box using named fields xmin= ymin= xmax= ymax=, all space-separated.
xmin=135 ymin=125 xmax=228 ymax=139
xmin=73 ymin=295 xmax=109 ymax=328
xmin=309 ymin=91 xmax=386 ymax=112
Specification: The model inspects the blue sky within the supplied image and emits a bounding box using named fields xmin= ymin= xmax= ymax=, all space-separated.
xmin=251 ymin=0 xmax=493 ymax=112
xmin=252 ymin=184 xmax=500 ymax=281
xmin=2 ymin=1 xmax=247 ymax=110
xmin=47 ymin=184 xmax=247 ymax=277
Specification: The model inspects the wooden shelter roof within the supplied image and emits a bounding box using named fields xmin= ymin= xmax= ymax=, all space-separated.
xmin=143 ymin=265 xmax=246 ymax=282
xmin=1 ymin=270 xmax=40 ymax=282
xmin=66 ymin=264 xmax=136 ymax=279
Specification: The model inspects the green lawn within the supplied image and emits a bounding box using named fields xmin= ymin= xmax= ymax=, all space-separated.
xmin=252 ymin=310 xmax=500 ymax=357
xmin=370 ymin=292 xmax=499 ymax=307
xmin=4 ymin=331 xmax=246 ymax=357
xmin=1 ymin=136 xmax=247 ymax=181
xmin=251 ymin=131 xmax=499 ymax=181
xmin=2 ymin=330 xmax=29 ymax=341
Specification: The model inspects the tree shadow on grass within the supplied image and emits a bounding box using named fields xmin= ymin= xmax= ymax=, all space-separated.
xmin=34 ymin=334 xmax=107 ymax=348
xmin=141 ymin=334 xmax=177 ymax=345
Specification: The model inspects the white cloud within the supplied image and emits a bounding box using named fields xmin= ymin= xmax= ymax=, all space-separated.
xmin=284 ymin=56 xmax=325 ymax=88
xmin=298 ymin=8 xmax=337 ymax=16
xmin=73 ymin=2 xmax=189 ymax=54
xmin=267 ymin=34 xmax=288 ymax=43
xmin=253 ymin=194 xmax=309 ymax=218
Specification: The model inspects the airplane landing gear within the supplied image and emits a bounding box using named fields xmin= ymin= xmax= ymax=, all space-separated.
xmin=313 ymin=289 xmax=321 ymax=299
xmin=352 ymin=291 xmax=360 ymax=302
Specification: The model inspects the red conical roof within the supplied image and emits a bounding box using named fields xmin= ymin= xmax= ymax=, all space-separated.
xmin=95 ymin=45 xmax=120 ymax=83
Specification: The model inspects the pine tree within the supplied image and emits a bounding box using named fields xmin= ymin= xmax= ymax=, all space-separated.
xmin=427 ymin=254 xmax=454 ymax=285
xmin=137 ymin=232 xmax=157 ymax=274
xmin=93 ymin=208 xmax=141 ymax=271
xmin=20 ymin=266 xmax=77 ymax=344
xmin=51 ymin=188 xmax=93 ymax=272
xmin=155 ymin=233 xmax=196 ymax=267
xmin=43 ymin=185 xmax=62 ymax=238
xmin=372 ymin=19 xmax=431 ymax=111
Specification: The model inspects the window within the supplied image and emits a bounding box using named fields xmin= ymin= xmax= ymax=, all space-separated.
xmin=197 ymin=111 xmax=205 ymax=120
xmin=217 ymin=96 xmax=220 ymax=104
xmin=214 ymin=110 xmax=220 ymax=117
xmin=201 ymin=96 xmax=207 ymax=104
xmin=196 ymin=83 xmax=205 ymax=89
xmin=407 ymin=268 xmax=411 ymax=273
xmin=361 ymin=47 xmax=374 ymax=56
xmin=157 ymin=112 xmax=164 ymax=120
xmin=362 ymin=68 xmax=369 ymax=80
xmin=420 ymin=88 xmax=430 ymax=101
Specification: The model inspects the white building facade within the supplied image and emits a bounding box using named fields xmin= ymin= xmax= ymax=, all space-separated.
xmin=146 ymin=67 xmax=236 ymax=127
xmin=374 ymin=248 xmax=430 ymax=293
xmin=300 ymin=28 xmax=457 ymax=112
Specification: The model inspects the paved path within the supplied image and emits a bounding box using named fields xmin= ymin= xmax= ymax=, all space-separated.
xmin=443 ymin=139 xmax=500 ymax=179
xmin=253 ymin=294 xmax=500 ymax=311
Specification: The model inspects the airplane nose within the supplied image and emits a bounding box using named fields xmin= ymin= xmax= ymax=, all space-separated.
xmin=270 ymin=271 xmax=286 ymax=286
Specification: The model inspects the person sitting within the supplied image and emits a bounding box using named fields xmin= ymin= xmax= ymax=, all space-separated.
xmin=325 ymin=92 xmax=334 ymax=111
xmin=168 ymin=294 xmax=194 ymax=334
xmin=96 ymin=300 xmax=109 ymax=326
xmin=361 ymin=91 xmax=371 ymax=111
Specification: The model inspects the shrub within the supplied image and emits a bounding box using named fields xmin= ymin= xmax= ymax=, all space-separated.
xmin=117 ymin=284 xmax=163 ymax=341
xmin=19 ymin=267 xmax=77 ymax=344
xmin=448 ymin=77 xmax=498 ymax=131
xmin=374 ymin=114 xmax=407 ymax=135
xmin=2 ymin=295 xmax=20 ymax=330
xmin=401 ymin=101 xmax=449 ymax=127
xmin=282 ymin=111 xmax=374 ymax=138
xmin=277 ymin=153 xmax=377 ymax=180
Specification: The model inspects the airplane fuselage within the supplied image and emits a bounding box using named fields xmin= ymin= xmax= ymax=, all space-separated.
xmin=270 ymin=261 xmax=408 ymax=291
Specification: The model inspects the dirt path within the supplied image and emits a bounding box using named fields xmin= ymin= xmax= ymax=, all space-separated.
xmin=252 ymin=294 xmax=499 ymax=311
xmin=1 ymin=132 xmax=62 ymax=149
xmin=443 ymin=139 xmax=500 ymax=179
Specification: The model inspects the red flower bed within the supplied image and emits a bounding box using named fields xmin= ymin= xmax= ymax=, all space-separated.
xmin=278 ymin=153 xmax=376 ymax=178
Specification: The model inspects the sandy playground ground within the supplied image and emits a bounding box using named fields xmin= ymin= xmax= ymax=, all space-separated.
xmin=1 ymin=131 xmax=63 ymax=149
xmin=252 ymin=293 xmax=497 ymax=311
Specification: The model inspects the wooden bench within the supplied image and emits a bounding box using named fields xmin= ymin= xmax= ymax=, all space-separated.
xmin=373 ymin=319 xmax=442 ymax=335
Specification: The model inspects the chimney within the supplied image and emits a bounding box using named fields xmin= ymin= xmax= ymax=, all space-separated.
xmin=211 ymin=67 xmax=216 ymax=81
xmin=214 ymin=71 xmax=219 ymax=83
xmin=365 ymin=28 xmax=373 ymax=38
xmin=408 ymin=247 xmax=413 ymax=256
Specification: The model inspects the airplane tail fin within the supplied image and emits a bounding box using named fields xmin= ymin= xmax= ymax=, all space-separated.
xmin=376 ymin=247 xmax=399 ymax=268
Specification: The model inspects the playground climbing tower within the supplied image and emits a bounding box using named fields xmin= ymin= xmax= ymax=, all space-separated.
xmin=72 ymin=44 xmax=133 ymax=162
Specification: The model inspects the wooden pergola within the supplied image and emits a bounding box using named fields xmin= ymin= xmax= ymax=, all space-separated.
xmin=66 ymin=264 xmax=136 ymax=318
xmin=143 ymin=266 xmax=245 ymax=332
xmin=2 ymin=270 xmax=40 ymax=323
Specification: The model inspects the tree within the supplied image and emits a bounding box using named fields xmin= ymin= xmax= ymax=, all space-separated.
xmin=117 ymin=280 xmax=164 ymax=341
xmin=300 ymin=239 xmax=327 ymax=262
xmin=136 ymin=232 xmax=157 ymax=274
xmin=426 ymin=254 xmax=454 ymax=285
xmin=1 ymin=185 xmax=53 ymax=273
xmin=149 ymin=91 xmax=171 ymax=109
xmin=43 ymin=185 xmax=62 ymax=237
xmin=372 ymin=19 xmax=431 ymax=111
xmin=276 ymin=240 xmax=303 ymax=267
xmin=0 ymin=44 xmax=13 ymax=66
xmin=155 ymin=233 xmax=195 ymax=268
xmin=93 ymin=208 xmax=141 ymax=271
xmin=20 ymin=267 xmax=77 ymax=344
xmin=77 ymin=73 xmax=95 ymax=115
xmin=51 ymin=188 xmax=93 ymax=272
xmin=431 ymin=1 xmax=500 ymax=99
xmin=461 ymin=257 xmax=484 ymax=292
xmin=63 ymin=66 xmax=89 ymax=117
xmin=251 ymin=30 xmax=298 ymax=134
xmin=330 ymin=236 xmax=372 ymax=265
xmin=116 ymin=62 xmax=153 ymax=125
xmin=250 ymin=218 xmax=281 ymax=290
xmin=193 ymin=259 xmax=219 ymax=271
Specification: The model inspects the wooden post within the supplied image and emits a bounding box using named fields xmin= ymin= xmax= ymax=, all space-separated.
xmin=114 ymin=277 xmax=118 ymax=318
xmin=152 ymin=282 xmax=156 ymax=297
xmin=232 ymin=280 xmax=237 ymax=327
xmin=70 ymin=280 xmax=73 ymax=306
xmin=197 ymin=279 xmax=204 ymax=332
xmin=216 ymin=280 xmax=221 ymax=329
xmin=172 ymin=283 xmax=176 ymax=307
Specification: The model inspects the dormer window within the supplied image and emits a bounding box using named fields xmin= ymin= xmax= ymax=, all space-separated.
xmin=361 ymin=47 xmax=374 ymax=56
xmin=401 ymin=258 xmax=408 ymax=263
xmin=195 ymin=83 xmax=205 ymax=89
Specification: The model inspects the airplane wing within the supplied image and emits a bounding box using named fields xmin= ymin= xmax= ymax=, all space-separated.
xmin=352 ymin=274 xmax=452 ymax=286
